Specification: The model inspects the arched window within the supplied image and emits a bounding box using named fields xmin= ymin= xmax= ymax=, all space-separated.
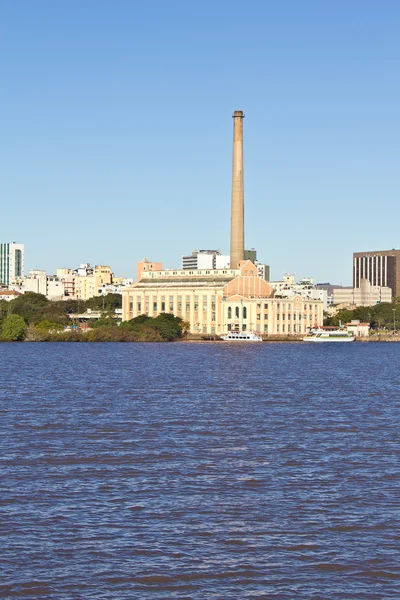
xmin=243 ymin=306 xmax=247 ymax=319
xmin=235 ymin=306 xmax=240 ymax=318
xmin=228 ymin=307 xmax=232 ymax=319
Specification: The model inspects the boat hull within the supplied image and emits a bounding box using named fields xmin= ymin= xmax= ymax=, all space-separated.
xmin=303 ymin=337 xmax=355 ymax=342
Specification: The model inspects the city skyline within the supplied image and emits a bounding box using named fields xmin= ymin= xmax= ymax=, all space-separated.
xmin=2 ymin=2 xmax=400 ymax=283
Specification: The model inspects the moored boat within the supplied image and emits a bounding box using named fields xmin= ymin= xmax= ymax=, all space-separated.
xmin=221 ymin=330 xmax=262 ymax=342
xmin=303 ymin=327 xmax=355 ymax=342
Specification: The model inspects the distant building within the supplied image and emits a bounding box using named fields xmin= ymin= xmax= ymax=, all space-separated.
xmin=0 ymin=242 xmax=24 ymax=286
xmin=353 ymin=249 xmax=400 ymax=297
xmin=215 ymin=255 xmax=230 ymax=269
xmin=55 ymin=264 xmax=115 ymax=300
xmin=244 ymin=248 xmax=257 ymax=263
xmin=137 ymin=258 xmax=163 ymax=281
xmin=270 ymin=274 xmax=328 ymax=310
xmin=57 ymin=269 xmax=75 ymax=297
xmin=0 ymin=289 xmax=23 ymax=302
xmin=332 ymin=278 xmax=392 ymax=307
xmin=256 ymin=263 xmax=270 ymax=282
xmin=181 ymin=248 xmax=268 ymax=278
xmin=73 ymin=263 xmax=94 ymax=277
xmin=24 ymin=270 xmax=65 ymax=300
xmin=182 ymin=250 xmax=222 ymax=270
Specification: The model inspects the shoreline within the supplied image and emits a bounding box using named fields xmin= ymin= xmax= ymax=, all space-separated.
xmin=2 ymin=335 xmax=400 ymax=343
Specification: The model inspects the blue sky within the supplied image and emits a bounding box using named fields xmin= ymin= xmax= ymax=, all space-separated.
xmin=2 ymin=1 xmax=400 ymax=283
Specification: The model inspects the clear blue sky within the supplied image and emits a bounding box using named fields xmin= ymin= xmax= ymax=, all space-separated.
xmin=2 ymin=1 xmax=400 ymax=283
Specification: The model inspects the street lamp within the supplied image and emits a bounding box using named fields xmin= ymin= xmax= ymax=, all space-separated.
xmin=393 ymin=308 xmax=396 ymax=332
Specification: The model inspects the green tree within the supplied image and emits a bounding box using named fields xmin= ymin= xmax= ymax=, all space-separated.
xmin=86 ymin=293 xmax=122 ymax=311
xmin=91 ymin=317 xmax=118 ymax=329
xmin=10 ymin=292 xmax=48 ymax=323
xmin=1 ymin=314 xmax=27 ymax=341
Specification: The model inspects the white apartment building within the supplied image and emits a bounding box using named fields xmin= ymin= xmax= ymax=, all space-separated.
xmin=270 ymin=275 xmax=328 ymax=310
xmin=0 ymin=242 xmax=24 ymax=286
xmin=24 ymin=270 xmax=65 ymax=300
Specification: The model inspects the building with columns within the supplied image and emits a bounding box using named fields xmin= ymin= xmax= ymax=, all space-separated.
xmin=122 ymin=111 xmax=324 ymax=335
xmin=122 ymin=260 xmax=323 ymax=335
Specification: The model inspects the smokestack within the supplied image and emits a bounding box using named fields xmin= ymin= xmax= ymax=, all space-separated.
xmin=230 ymin=110 xmax=245 ymax=269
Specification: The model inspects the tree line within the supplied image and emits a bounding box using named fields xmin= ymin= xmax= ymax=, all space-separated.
xmin=0 ymin=292 xmax=185 ymax=342
xmin=324 ymin=300 xmax=400 ymax=330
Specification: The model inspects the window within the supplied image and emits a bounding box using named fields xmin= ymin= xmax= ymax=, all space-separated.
xmin=15 ymin=249 xmax=22 ymax=277
xmin=264 ymin=324 xmax=268 ymax=332
xmin=178 ymin=302 xmax=182 ymax=312
xmin=282 ymin=324 xmax=285 ymax=332
xmin=235 ymin=307 xmax=239 ymax=318
xmin=212 ymin=312 xmax=216 ymax=321
xmin=242 ymin=324 xmax=246 ymax=331
xmin=153 ymin=302 xmax=157 ymax=311
xmin=264 ymin=303 xmax=268 ymax=309
xmin=129 ymin=302 xmax=133 ymax=311
xmin=137 ymin=301 xmax=141 ymax=312
xmin=257 ymin=314 xmax=260 ymax=320
xmin=243 ymin=307 xmax=247 ymax=319
xmin=161 ymin=302 xmax=165 ymax=311
xmin=277 ymin=324 xmax=280 ymax=332
xmin=277 ymin=314 xmax=280 ymax=320
xmin=228 ymin=307 xmax=232 ymax=319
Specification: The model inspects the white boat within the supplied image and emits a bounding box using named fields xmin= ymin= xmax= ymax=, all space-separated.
xmin=221 ymin=331 xmax=262 ymax=342
xmin=303 ymin=327 xmax=355 ymax=342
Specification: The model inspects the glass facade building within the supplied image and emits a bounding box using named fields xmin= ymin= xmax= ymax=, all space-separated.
xmin=0 ymin=242 xmax=25 ymax=285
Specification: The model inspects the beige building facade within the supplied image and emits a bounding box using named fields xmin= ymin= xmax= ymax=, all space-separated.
xmin=122 ymin=261 xmax=323 ymax=336
xmin=332 ymin=278 xmax=392 ymax=307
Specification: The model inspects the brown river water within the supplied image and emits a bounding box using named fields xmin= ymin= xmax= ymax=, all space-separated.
xmin=1 ymin=342 xmax=399 ymax=599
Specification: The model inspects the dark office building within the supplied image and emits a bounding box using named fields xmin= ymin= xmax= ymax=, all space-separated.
xmin=353 ymin=250 xmax=400 ymax=297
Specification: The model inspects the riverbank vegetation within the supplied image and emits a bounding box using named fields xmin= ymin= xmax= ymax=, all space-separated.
xmin=324 ymin=300 xmax=400 ymax=330
xmin=0 ymin=293 xmax=185 ymax=342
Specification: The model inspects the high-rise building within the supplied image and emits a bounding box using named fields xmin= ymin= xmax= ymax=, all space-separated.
xmin=0 ymin=242 xmax=24 ymax=286
xmin=182 ymin=250 xmax=221 ymax=270
xmin=353 ymin=250 xmax=400 ymax=297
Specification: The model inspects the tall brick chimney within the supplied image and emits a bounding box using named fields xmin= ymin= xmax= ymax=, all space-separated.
xmin=230 ymin=110 xmax=245 ymax=269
